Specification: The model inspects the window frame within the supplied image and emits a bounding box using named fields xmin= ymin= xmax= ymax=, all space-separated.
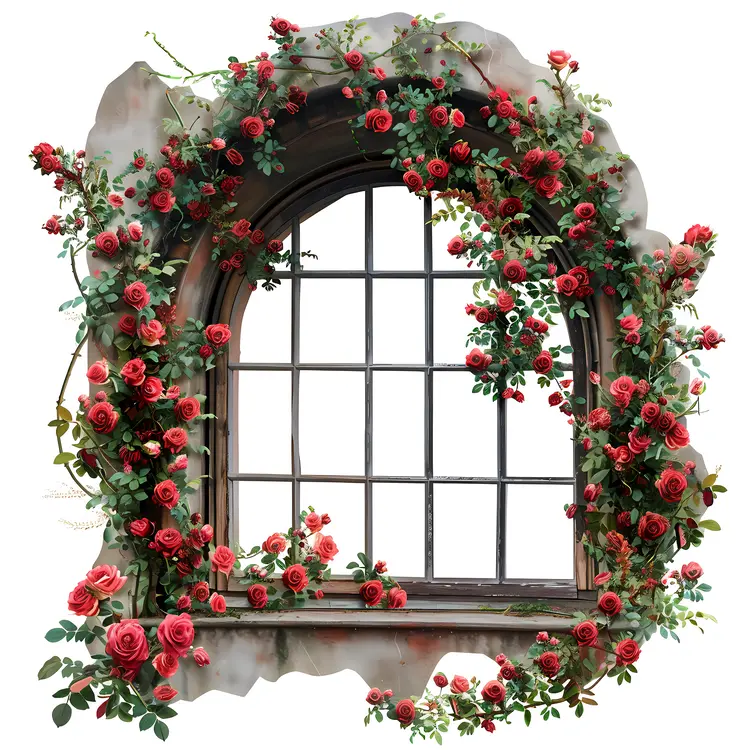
xmin=207 ymin=165 xmax=597 ymax=605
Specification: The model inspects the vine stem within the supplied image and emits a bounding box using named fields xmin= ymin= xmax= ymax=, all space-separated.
xmin=165 ymin=89 xmax=185 ymax=130
xmin=438 ymin=32 xmax=497 ymax=92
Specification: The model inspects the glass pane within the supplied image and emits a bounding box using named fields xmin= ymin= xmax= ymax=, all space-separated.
xmin=505 ymin=382 xmax=574 ymax=477
xmin=505 ymin=484 xmax=575 ymax=579
xmin=236 ymin=371 xmax=291 ymax=474
xmin=432 ymin=210 xmax=473 ymax=271
xmin=433 ymin=372 xmax=496 ymax=477
xmin=434 ymin=484 xmax=497 ymax=578
xmin=372 ymin=372 xmax=424 ymax=476
xmin=299 ymin=371 xmax=364 ymax=475
xmin=433 ymin=278 xmax=477 ymax=365
xmin=300 ymin=482 xmax=364 ymax=575
xmin=299 ymin=279 xmax=365 ymax=363
xmin=373 ymin=279 xmax=425 ymax=364
xmin=372 ymin=483 xmax=425 ymax=577
xmin=236 ymin=481 xmax=292 ymax=556
xmin=299 ymin=192 xmax=365 ymax=270
xmin=373 ymin=186 xmax=424 ymax=270
xmin=239 ymin=276 xmax=291 ymax=363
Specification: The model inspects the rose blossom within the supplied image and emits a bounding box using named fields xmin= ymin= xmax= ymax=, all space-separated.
xmin=153 ymin=685 xmax=178 ymax=702
xmin=597 ymin=591 xmax=623 ymax=617
xmin=85 ymin=565 xmax=127 ymax=599
xmin=87 ymin=402 xmax=119 ymax=434
xmin=614 ymin=639 xmax=641 ymax=666
xmin=481 ymin=680 xmax=506 ymax=704
xmin=139 ymin=376 xmax=164 ymax=403
xmin=68 ymin=581 xmax=100 ymax=617
xmin=387 ymin=587 xmax=408 ymax=609
xmin=282 ymin=564 xmax=309 ymax=593
xmin=681 ymin=561 xmax=703 ymax=580
xmin=532 ymin=351 xmax=554 ymax=375
xmin=105 ymin=620 xmax=149 ymax=679
xmin=262 ymin=533 xmax=287 ymax=555
xmin=360 ymin=579 xmax=384 ymax=606
xmin=637 ymin=512 xmax=669 ymax=541
xmin=403 ymin=170 xmax=423 ymax=192
xmin=609 ymin=376 xmax=637 ymax=409
xmin=123 ymin=281 xmax=150 ymax=310
xmin=503 ymin=259 xmax=527 ymax=283
xmin=152 ymin=528 xmax=182 ymax=557
xmin=204 ymin=323 xmax=232 ymax=348
xmin=450 ymin=675 xmax=470 ymax=693
xmin=157 ymin=613 xmax=195 ymax=658
xmin=655 ymin=468 xmax=687 ymax=503
xmin=86 ymin=359 xmax=109 ymax=384
xmin=247 ymin=584 xmax=268 ymax=609
xmin=210 ymin=593 xmax=227 ymax=613
xmin=314 ymin=534 xmax=339 ymax=564
xmin=163 ymin=427 xmax=188 ymax=454
xmin=304 ymin=513 xmax=323 ymax=533
xmin=152 ymin=479 xmax=180 ymax=509
xmin=366 ymin=688 xmax=383 ymax=705
xmin=364 ymin=108 xmax=393 ymax=133
xmin=536 ymin=651 xmax=560 ymax=678
xmin=587 ymin=407 xmax=611 ymax=431
xmin=211 ymin=545 xmax=236 ymax=575
xmin=128 ymin=518 xmax=153 ymax=538
xmin=572 ymin=620 xmax=599 ymax=647
xmin=395 ymin=699 xmax=415 ymax=725
xmin=548 ymin=50 xmax=571 ymax=70
xmin=193 ymin=647 xmax=210 ymax=667
xmin=174 ymin=397 xmax=201 ymax=422
xmin=153 ymin=651 xmax=179 ymax=679
xmin=434 ymin=673 xmax=449 ymax=688
xmin=465 ymin=348 xmax=492 ymax=370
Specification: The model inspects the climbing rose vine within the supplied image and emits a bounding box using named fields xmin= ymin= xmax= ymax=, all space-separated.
xmin=32 ymin=12 xmax=722 ymax=743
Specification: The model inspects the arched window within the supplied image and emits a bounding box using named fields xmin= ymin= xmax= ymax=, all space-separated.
xmin=210 ymin=168 xmax=595 ymax=605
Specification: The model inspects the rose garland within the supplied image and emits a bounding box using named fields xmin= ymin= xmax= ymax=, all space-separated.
xmin=32 ymin=12 xmax=723 ymax=742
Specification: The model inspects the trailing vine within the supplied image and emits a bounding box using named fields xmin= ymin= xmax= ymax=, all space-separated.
xmin=32 ymin=12 xmax=722 ymax=742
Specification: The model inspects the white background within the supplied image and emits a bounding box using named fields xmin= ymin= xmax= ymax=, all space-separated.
xmin=0 ymin=0 xmax=746 ymax=746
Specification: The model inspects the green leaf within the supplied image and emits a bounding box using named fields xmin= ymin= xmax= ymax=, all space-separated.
xmin=139 ymin=713 xmax=157 ymax=731
xmin=52 ymin=703 xmax=72 ymax=728
xmin=698 ymin=519 xmax=721 ymax=532
xmin=54 ymin=452 xmax=77 ymax=465
xmin=154 ymin=720 xmax=170 ymax=741
xmin=38 ymin=656 xmax=63 ymax=680
xmin=45 ymin=628 xmax=68 ymax=643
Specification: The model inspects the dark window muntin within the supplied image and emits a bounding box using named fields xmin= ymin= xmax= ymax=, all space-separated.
xmin=221 ymin=174 xmax=594 ymax=598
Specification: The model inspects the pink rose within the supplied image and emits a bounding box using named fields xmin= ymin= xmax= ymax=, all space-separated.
xmin=85 ymin=565 xmax=127 ymax=599
xmin=157 ymin=613 xmax=195 ymax=658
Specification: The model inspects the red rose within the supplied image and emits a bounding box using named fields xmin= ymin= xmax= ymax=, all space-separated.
xmin=465 ymin=348 xmax=492 ymax=370
xmin=262 ymin=533 xmax=287 ymax=555
xmin=282 ymin=564 xmax=309 ymax=593
xmin=120 ymin=358 xmax=146 ymax=387
xmin=683 ymin=224 xmax=712 ymax=245
xmin=532 ymin=351 xmax=554 ymax=375
xmin=403 ymin=170 xmax=424 ymax=192
xmin=210 ymin=593 xmax=226 ymax=613
xmin=119 ymin=314 xmax=137 ymax=337
xmin=247 ymin=584 xmax=268 ymax=609
xmin=87 ymin=402 xmax=119 ymax=434
xmin=451 ymin=109 xmax=465 ymax=128
xmin=697 ymin=325 xmax=724 ymax=350
xmin=499 ymin=197 xmax=524 ymax=218
xmin=193 ymin=647 xmax=210 ymax=667
xmin=270 ymin=17 xmax=292 ymax=35
xmin=205 ymin=323 xmax=232 ymax=348
xmin=536 ymin=651 xmax=560 ymax=678
xmin=304 ymin=513 xmax=323 ymax=533
xmin=153 ymin=651 xmax=179 ymax=678
xmin=140 ymin=376 xmax=164 ymax=403
xmin=105 ymin=620 xmax=149 ymax=679
xmin=240 ymin=116 xmax=265 ymax=139
xmin=665 ymin=422 xmax=690 ymax=451
xmin=587 ymin=407 xmax=611 ymax=431
xmin=429 ymin=105 xmax=449 ymax=127
xmin=128 ymin=518 xmax=153 ymax=538
xmin=447 ymin=236 xmax=466 ymax=256
xmin=574 ymin=203 xmax=596 ymax=220
xmin=211 ymin=545 xmax=236 ymax=575
xmin=68 ymin=581 xmax=100 ymax=616
xmin=360 ymin=579 xmax=384 ymax=606
xmin=153 ymin=685 xmax=178 ymax=702
xmin=149 ymin=189 xmax=176 ymax=213
xmin=681 ymin=561 xmax=703 ymax=580
xmin=387 ymin=587 xmax=407 ymax=609
xmin=313 ymin=534 xmax=339 ymax=564
xmin=395 ymin=699 xmax=416 ymax=725
xmin=123 ymin=281 xmax=150 ymax=311
xmin=640 ymin=402 xmax=661 ymax=424
xmin=153 ymin=480 xmax=180 ymax=509
xmin=163 ymin=427 xmax=188 ymax=454
xmin=257 ymin=60 xmax=275 ymax=82
xmin=85 ymin=564 xmax=127 ymax=599
xmin=614 ymin=639 xmax=641 ymax=666
xmin=174 ymin=397 xmax=201 ymax=422
xmin=433 ymin=673 xmax=449 ymax=688
xmin=155 ymin=167 xmax=175 ymax=188
xmin=450 ymin=675 xmax=470 ymax=693
xmin=343 ymin=50 xmax=365 ymax=71
xmin=87 ymin=359 xmax=109 ymax=384
xmin=637 ymin=512 xmax=670 ymax=542
xmin=555 ymin=274 xmax=579 ymax=296
xmin=94 ymin=231 xmax=119 ymax=258
xmin=503 ymin=259 xmax=527 ymax=283
xmin=481 ymin=680 xmax=506 ymax=703
xmin=572 ymin=620 xmax=599 ymax=647
xmin=499 ymin=663 xmax=518 ymax=681
xmin=627 ymin=427 xmax=652 ymax=455
xmin=655 ymin=468 xmax=687 ymax=503
xmin=225 ymin=148 xmax=244 ymax=166
xmin=366 ymin=688 xmax=383 ymax=705
xmin=597 ymin=591 xmax=623 ymax=617
xmin=609 ymin=376 xmax=637 ymax=409
xmin=364 ymin=108 xmax=393 ymax=133
xmin=450 ymin=141 xmax=472 ymax=164
xmin=535 ymin=174 xmax=563 ymax=198
xmin=426 ymin=159 xmax=449 ymax=179
xmin=153 ymin=528 xmax=182 ymax=557
xmin=157 ymin=612 xmax=195 ymax=657
xmin=548 ymin=50 xmax=571 ymax=70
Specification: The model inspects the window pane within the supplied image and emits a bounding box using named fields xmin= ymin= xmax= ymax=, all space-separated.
xmin=434 ymin=483 xmax=497 ymax=578
xmin=299 ymin=482 xmax=364 ymax=575
xmin=236 ymin=371 xmax=291 ymax=474
xmin=505 ymin=382 xmax=574 ymax=477
xmin=433 ymin=372 xmax=496 ymax=477
xmin=373 ymin=279 xmax=425 ymax=364
xmin=239 ymin=277 xmax=291 ymax=363
xmin=373 ymin=186 xmax=424 ymax=270
xmin=299 ymin=371 xmax=364 ymax=475
xmin=372 ymin=372 xmax=424 ymax=476
xmin=299 ymin=192 xmax=364 ymax=270
xmin=433 ymin=278 xmax=477 ymax=365
xmin=372 ymin=483 xmax=425 ymax=577
xmin=432 ymin=211 xmax=472 ymax=271
xmin=236 ymin=481 xmax=292 ymax=555
xmin=505 ymin=484 xmax=575 ymax=579
xmin=299 ymin=279 xmax=365 ymax=363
